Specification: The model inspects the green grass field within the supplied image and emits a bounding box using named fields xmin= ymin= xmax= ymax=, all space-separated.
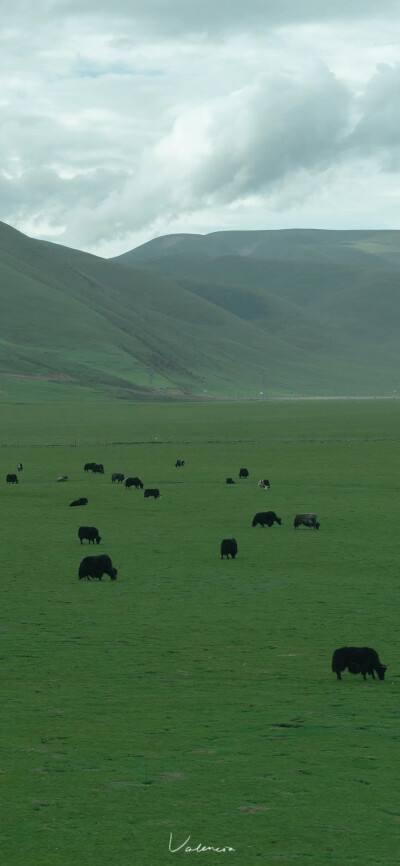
xmin=1 ymin=399 xmax=399 ymax=865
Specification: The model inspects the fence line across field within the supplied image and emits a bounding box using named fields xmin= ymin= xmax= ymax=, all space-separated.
xmin=0 ymin=436 xmax=398 ymax=448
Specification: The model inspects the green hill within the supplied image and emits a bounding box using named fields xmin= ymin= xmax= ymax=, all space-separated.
xmin=115 ymin=228 xmax=400 ymax=270
xmin=1 ymin=221 xmax=399 ymax=399
xmin=130 ymin=252 xmax=400 ymax=352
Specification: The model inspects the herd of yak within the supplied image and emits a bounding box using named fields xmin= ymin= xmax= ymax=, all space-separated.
xmin=5 ymin=460 xmax=386 ymax=682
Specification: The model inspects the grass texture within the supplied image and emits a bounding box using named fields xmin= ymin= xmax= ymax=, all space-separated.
xmin=0 ymin=398 xmax=399 ymax=865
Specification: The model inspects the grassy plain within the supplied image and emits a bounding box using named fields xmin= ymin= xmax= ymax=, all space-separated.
xmin=0 ymin=399 xmax=399 ymax=865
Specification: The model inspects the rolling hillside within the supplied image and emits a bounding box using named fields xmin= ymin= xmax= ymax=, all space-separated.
xmin=113 ymin=229 xmax=400 ymax=397
xmin=1 ymin=221 xmax=399 ymax=399
xmin=115 ymin=228 xmax=400 ymax=270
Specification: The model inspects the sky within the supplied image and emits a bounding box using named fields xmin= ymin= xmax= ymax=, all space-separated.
xmin=2 ymin=0 xmax=400 ymax=257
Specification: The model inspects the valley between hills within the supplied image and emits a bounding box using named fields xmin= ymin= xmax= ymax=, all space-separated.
xmin=1 ymin=221 xmax=399 ymax=400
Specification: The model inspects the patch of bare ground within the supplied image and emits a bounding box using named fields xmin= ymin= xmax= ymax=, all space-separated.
xmin=0 ymin=371 xmax=75 ymax=381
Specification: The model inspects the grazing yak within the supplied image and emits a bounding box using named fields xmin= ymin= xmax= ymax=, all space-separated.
xmin=78 ymin=526 xmax=101 ymax=545
xmin=252 ymin=511 xmax=282 ymax=528
xmin=144 ymin=488 xmax=161 ymax=499
xmin=258 ymin=479 xmax=270 ymax=489
xmin=111 ymin=472 xmax=125 ymax=484
xmin=78 ymin=554 xmax=117 ymax=581
xmin=332 ymin=647 xmax=387 ymax=681
xmin=6 ymin=473 xmax=18 ymax=484
xmin=175 ymin=459 xmax=185 ymax=468
xmin=125 ymin=476 xmax=143 ymax=490
xmin=221 ymin=538 xmax=238 ymax=559
xmin=226 ymin=477 xmax=235 ymax=484
xmin=84 ymin=462 xmax=96 ymax=472
xmin=239 ymin=468 xmax=249 ymax=478
xmin=70 ymin=498 xmax=88 ymax=507
xmin=91 ymin=463 xmax=104 ymax=475
xmin=294 ymin=513 xmax=320 ymax=530
xmin=17 ymin=463 xmax=23 ymax=471
xmin=57 ymin=475 xmax=69 ymax=482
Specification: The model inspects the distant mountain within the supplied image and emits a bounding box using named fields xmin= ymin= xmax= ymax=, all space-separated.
xmin=113 ymin=229 xmax=400 ymax=396
xmin=1 ymin=221 xmax=399 ymax=399
xmin=114 ymin=228 xmax=400 ymax=270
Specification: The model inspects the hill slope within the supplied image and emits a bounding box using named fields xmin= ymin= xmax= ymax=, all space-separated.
xmin=113 ymin=230 xmax=400 ymax=396
xmin=115 ymin=228 xmax=400 ymax=270
xmin=0 ymin=221 xmax=339 ymax=398
xmin=1 ymin=221 xmax=399 ymax=399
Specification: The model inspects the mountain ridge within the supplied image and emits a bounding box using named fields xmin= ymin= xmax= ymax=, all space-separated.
xmin=114 ymin=227 xmax=400 ymax=270
xmin=0 ymin=221 xmax=399 ymax=399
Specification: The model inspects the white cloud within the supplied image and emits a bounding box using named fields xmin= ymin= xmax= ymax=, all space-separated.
xmin=1 ymin=2 xmax=400 ymax=254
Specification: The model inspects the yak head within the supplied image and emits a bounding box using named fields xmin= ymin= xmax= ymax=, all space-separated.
xmin=376 ymin=664 xmax=387 ymax=680
xmin=110 ymin=567 xmax=118 ymax=581
xmin=96 ymin=536 xmax=102 ymax=545
xmin=276 ymin=517 xmax=282 ymax=525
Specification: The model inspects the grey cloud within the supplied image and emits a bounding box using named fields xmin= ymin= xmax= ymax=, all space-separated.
xmin=0 ymin=66 xmax=360 ymax=249
xmin=1 ymin=0 xmax=400 ymax=254
xmin=160 ymin=67 xmax=351 ymax=202
xmin=64 ymin=0 xmax=400 ymax=28
xmin=49 ymin=66 xmax=353 ymax=248
xmin=349 ymin=64 xmax=400 ymax=157
xmin=0 ymin=166 xmax=127 ymax=225
xmin=5 ymin=0 xmax=400 ymax=34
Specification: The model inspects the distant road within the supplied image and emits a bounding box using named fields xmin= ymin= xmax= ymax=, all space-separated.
xmin=269 ymin=395 xmax=399 ymax=401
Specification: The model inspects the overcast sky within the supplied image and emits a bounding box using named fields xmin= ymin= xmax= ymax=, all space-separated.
xmin=2 ymin=0 xmax=400 ymax=256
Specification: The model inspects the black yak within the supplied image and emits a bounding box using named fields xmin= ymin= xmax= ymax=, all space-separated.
xmin=144 ymin=488 xmax=161 ymax=499
xmin=78 ymin=526 xmax=101 ymax=545
xmin=221 ymin=538 xmax=238 ymax=559
xmin=252 ymin=511 xmax=282 ymax=528
xmin=125 ymin=477 xmax=143 ymax=490
xmin=226 ymin=477 xmax=235 ymax=484
xmin=84 ymin=462 xmax=96 ymax=472
xmin=332 ymin=647 xmax=387 ymax=681
xmin=6 ymin=474 xmax=18 ymax=484
xmin=78 ymin=554 xmax=117 ymax=581
xmin=70 ymin=498 xmax=88 ymax=507
xmin=91 ymin=463 xmax=104 ymax=475
xmin=239 ymin=468 xmax=249 ymax=478
xmin=111 ymin=473 xmax=125 ymax=483
xmin=294 ymin=513 xmax=320 ymax=530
